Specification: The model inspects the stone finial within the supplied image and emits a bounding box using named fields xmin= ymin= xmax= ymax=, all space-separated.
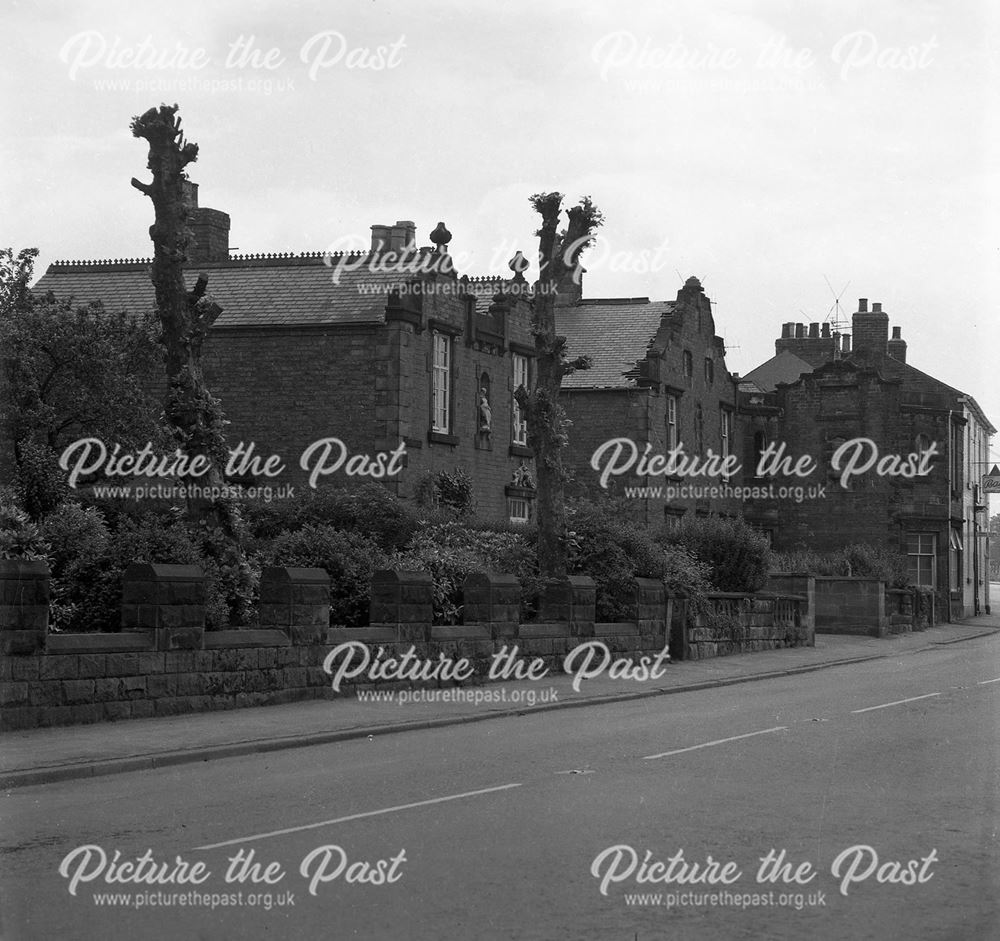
xmin=429 ymin=221 xmax=452 ymax=253
xmin=508 ymin=250 xmax=530 ymax=281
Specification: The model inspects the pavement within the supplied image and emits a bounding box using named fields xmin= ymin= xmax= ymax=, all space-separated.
xmin=2 ymin=613 xmax=999 ymax=790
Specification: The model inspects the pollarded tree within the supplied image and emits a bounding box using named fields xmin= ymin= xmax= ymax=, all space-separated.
xmin=515 ymin=192 xmax=603 ymax=577
xmin=129 ymin=104 xmax=238 ymax=535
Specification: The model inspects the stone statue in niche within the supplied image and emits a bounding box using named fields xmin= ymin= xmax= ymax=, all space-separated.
xmin=479 ymin=387 xmax=492 ymax=436
xmin=512 ymin=461 xmax=534 ymax=489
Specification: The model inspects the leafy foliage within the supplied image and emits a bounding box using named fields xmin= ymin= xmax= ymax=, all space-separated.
xmin=567 ymin=501 xmax=711 ymax=620
xmin=0 ymin=287 xmax=165 ymax=471
xmin=267 ymin=525 xmax=388 ymax=626
xmin=663 ymin=516 xmax=771 ymax=593
xmin=0 ymin=498 xmax=51 ymax=561
xmin=770 ymin=543 xmax=911 ymax=588
xmin=245 ymin=483 xmax=422 ymax=551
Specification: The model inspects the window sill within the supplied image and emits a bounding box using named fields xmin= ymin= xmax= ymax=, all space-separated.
xmin=509 ymin=444 xmax=534 ymax=458
xmin=428 ymin=431 xmax=459 ymax=446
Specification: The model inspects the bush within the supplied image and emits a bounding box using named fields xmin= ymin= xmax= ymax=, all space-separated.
xmin=390 ymin=522 xmax=498 ymax=625
xmin=414 ymin=468 xmax=475 ymax=516
xmin=770 ymin=543 xmax=910 ymax=588
xmin=0 ymin=500 xmax=50 ymax=560
xmin=268 ymin=524 xmax=388 ymax=626
xmin=664 ymin=516 xmax=770 ymax=593
xmin=38 ymin=503 xmax=111 ymax=631
xmin=244 ymin=483 xmax=422 ymax=552
xmin=567 ymin=501 xmax=706 ymax=621
xmin=15 ymin=440 xmax=70 ymax=520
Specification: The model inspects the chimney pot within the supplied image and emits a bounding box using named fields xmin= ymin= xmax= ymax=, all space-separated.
xmin=370 ymin=224 xmax=392 ymax=253
xmin=808 ymin=322 xmax=820 ymax=338
xmin=795 ymin=323 xmax=805 ymax=339
xmin=842 ymin=334 xmax=852 ymax=353
xmin=872 ymin=302 xmax=882 ymax=313
xmin=822 ymin=322 xmax=831 ymax=338
xmin=892 ymin=326 xmax=902 ymax=339
xmin=858 ymin=298 xmax=868 ymax=312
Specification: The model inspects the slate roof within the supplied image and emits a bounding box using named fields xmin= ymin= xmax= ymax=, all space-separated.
xmin=557 ymin=298 xmax=674 ymax=389
xmin=34 ymin=256 xmax=675 ymax=391
xmin=742 ymin=349 xmax=814 ymax=392
xmin=32 ymin=253 xmax=410 ymax=328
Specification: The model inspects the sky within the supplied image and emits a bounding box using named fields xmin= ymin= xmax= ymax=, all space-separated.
xmin=2 ymin=0 xmax=998 ymax=469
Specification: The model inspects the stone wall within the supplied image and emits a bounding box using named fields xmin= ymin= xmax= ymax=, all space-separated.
xmin=0 ymin=564 xmax=669 ymax=731
xmin=677 ymin=591 xmax=812 ymax=661
xmin=814 ymin=576 xmax=887 ymax=637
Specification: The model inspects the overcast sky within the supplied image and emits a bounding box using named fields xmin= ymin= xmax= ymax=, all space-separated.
xmin=2 ymin=0 xmax=998 ymax=467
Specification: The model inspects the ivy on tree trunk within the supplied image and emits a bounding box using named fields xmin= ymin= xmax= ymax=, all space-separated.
xmin=130 ymin=104 xmax=237 ymax=537
xmin=515 ymin=192 xmax=603 ymax=577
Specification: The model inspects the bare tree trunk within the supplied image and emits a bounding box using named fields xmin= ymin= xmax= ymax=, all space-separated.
xmin=130 ymin=104 xmax=237 ymax=537
xmin=516 ymin=193 xmax=603 ymax=577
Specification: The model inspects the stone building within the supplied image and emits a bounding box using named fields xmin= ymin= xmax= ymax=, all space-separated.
xmin=30 ymin=190 xmax=541 ymax=522
xmin=558 ymin=276 xmax=741 ymax=527
xmin=740 ymin=299 xmax=994 ymax=619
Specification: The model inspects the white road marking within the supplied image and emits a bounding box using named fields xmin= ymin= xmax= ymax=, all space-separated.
xmin=851 ymin=693 xmax=940 ymax=714
xmin=977 ymin=677 xmax=1000 ymax=685
xmin=194 ymin=783 xmax=523 ymax=850
xmin=642 ymin=726 xmax=788 ymax=761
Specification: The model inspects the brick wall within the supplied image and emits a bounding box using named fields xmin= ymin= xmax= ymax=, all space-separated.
xmin=199 ymin=275 xmax=540 ymax=520
xmin=562 ymin=279 xmax=741 ymax=525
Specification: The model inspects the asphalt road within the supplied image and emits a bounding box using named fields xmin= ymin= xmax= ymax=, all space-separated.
xmin=2 ymin=633 xmax=998 ymax=941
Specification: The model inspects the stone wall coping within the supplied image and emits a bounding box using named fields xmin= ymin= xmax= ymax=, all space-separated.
xmin=46 ymin=632 xmax=156 ymax=653
xmin=812 ymin=576 xmax=886 ymax=585
xmin=328 ymin=626 xmax=398 ymax=644
xmin=463 ymin=571 xmax=521 ymax=588
xmin=122 ymin=562 xmax=205 ymax=582
xmin=429 ymin=625 xmax=492 ymax=641
xmin=0 ymin=560 xmax=50 ymax=577
xmin=204 ymin=629 xmax=291 ymax=648
xmin=372 ymin=569 xmax=433 ymax=586
xmin=595 ymin=622 xmax=640 ymax=636
xmin=260 ymin=567 xmax=330 ymax=585
xmin=518 ymin=623 xmax=571 ymax=639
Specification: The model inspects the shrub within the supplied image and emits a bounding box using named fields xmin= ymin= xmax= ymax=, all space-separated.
xmin=14 ymin=440 xmax=68 ymax=520
xmin=390 ymin=522 xmax=497 ymax=625
xmin=38 ymin=503 xmax=111 ymax=631
xmin=414 ymin=469 xmax=475 ymax=516
xmin=190 ymin=520 xmax=260 ymax=627
xmin=244 ymin=483 xmax=422 ymax=552
xmin=267 ymin=524 xmax=388 ymax=626
xmin=665 ymin=516 xmax=770 ymax=593
xmin=0 ymin=500 xmax=50 ymax=560
xmin=567 ymin=501 xmax=699 ymax=621
xmin=770 ymin=543 xmax=910 ymax=588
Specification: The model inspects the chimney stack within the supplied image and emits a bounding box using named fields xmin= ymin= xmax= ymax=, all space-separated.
xmin=370 ymin=221 xmax=416 ymax=255
xmin=851 ymin=297 xmax=888 ymax=358
xmin=887 ymin=324 xmax=907 ymax=363
xmin=182 ymin=179 xmax=230 ymax=264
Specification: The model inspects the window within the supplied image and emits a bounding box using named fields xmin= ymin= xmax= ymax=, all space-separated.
xmin=682 ymin=350 xmax=693 ymax=380
xmin=432 ymin=332 xmax=451 ymax=433
xmin=666 ymin=395 xmax=679 ymax=449
xmin=704 ymin=357 xmax=714 ymax=385
xmin=720 ymin=409 xmax=732 ymax=460
xmin=508 ymin=497 xmax=530 ymax=523
xmin=512 ymin=353 xmax=529 ymax=445
xmin=694 ymin=404 xmax=704 ymax=454
xmin=664 ymin=507 xmax=686 ymax=531
xmin=907 ymin=533 xmax=936 ymax=587
xmin=950 ymin=527 xmax=964 ymax=589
